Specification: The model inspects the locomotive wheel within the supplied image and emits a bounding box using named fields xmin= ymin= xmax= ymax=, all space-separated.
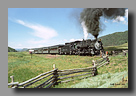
xmin=70 ymin=51 xmax=72 ymax=55
xmin=61 ymin=52 xmax=63 ymax=55
xmin=91 ymin=49 xmax=95 ymax=55
xmin=80 ymin=53 xmax=83 ymax=56
xmin=78 ymin=52 xmax=81 ymax=56
xmin=78 ymin=52 xmax=80 ymax=56
xmin=59 ymin=52 xmax=62 ymax=55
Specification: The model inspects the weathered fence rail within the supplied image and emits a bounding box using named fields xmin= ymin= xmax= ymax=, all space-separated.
xmin=8 ymin=55 xmax=110 ymax=88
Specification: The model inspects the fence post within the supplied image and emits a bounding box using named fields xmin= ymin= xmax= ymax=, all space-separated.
xmin=53 ymin=64 xmax=55 ymax=70
xmin=122 ymin=50 xmax=126 ymax=56
xmin=52 ymin=64 xmax=58 ymax=87
xmin=10 ymin=76 xmax=14 ymax=87
xmin=10 ymin=75 xmax=14 ymax=83
xmin=10 ymin=75 xmax=18 ymax=88
xmin=92 ymin=60 xmax=97 ymax=76
xmin=106 ymin=55 xmax=110 ymax=63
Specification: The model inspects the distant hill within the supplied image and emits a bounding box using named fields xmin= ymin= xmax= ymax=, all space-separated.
xmin=16 ymin=49 xmax=23 ymax=52
xmin=99 ymin=30 xmax=128 ymax=46
xmin=21 ymin=48 xmax=29 ymax=52
xmin=8 ymin=47 xmax=17 ymax=52
xmin=16 ymin=48 xmax=29 ymax=52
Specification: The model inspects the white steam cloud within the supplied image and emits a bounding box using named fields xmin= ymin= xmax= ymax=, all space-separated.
xmin=81 ymin=21 xmax=88 ymax=40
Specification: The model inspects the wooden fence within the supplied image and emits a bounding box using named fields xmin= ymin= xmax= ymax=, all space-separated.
xmin=8 ymin=56 xmax=110 ymax=88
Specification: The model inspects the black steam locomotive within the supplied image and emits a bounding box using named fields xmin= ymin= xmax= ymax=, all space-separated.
xmin=31 ymin=39 xmax=104 ymax=56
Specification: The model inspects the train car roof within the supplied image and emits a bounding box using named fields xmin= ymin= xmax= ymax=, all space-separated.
xmin=49 ymin=44 xmax=64 ymax=48
xmin=37 ymin=48 xmax=43 ymax=50
xmin=65 ymin=40 xmax=82 ymax=44
xmin=31 ymin=48 xmax=38 ymax=50
xmin=85 ymin=39 xmax=91 ymax=41
xmin=42 ymin=47 xmax=48 ymax=49
xmin=65 ymin=43 xmax=70 ymax=45
xmin=74 ymin=40 xmax=81 ymax=43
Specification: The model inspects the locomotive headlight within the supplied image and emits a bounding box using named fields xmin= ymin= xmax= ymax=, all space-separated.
xmin=94 ymin=41 xmax=101 ymax=50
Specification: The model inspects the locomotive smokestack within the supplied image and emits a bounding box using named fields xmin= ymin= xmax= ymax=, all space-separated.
xmin=80 ymin=8 xmax=126 ymax=39
xmin=94 ymin=34 xmax=98 ymax=39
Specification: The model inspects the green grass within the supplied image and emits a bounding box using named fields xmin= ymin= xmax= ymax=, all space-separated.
xmin=119 ymin=43 xmax=128 ymax=47
xmin=8 ymin=52 xmax=128 ymax=88
xmin=104 ymin=42 xmax=128 ymax=51
xmin=68 ymin=71 xmax=128 ymax=88
xmin=8 ymin=52 xmax=99 ymax=87
xmin=54 ymin=53 xmax=128 ymax=88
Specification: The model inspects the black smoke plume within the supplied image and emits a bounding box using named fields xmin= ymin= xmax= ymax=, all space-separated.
xmin=80 ymin=8 xmax=126 ymax=39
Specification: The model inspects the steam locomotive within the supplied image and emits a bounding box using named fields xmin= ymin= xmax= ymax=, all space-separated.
xmin=31 ymin=39 xmax=104 ymax=56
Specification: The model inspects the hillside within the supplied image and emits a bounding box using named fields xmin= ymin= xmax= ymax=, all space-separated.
xmin=16 ymin=48 xmax=29 ymax=52
xmin=104 ymin=43 xmax=128 ymax=51
xmin=8 ymin=47 xmax=17 ymax=52
xmin=99 ymin=30 xmax=128 ymax=46
xmin=20 ymin=48 xmax=29 ymax=52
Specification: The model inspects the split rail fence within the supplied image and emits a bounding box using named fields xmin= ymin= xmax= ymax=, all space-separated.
xmin=8 ymin=55 xmax=110 ymax=88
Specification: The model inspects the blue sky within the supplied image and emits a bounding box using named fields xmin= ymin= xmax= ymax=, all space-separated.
xmin=8 ymin=8 xmax=128 ymax=49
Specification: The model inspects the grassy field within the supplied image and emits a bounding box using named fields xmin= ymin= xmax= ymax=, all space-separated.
xmin=54 ymin=53 xmax=128 ymax=88
xmin=104 ymin=43 xmax=128 ymax=51
xmin=8 ymin=52 xmax=128 ymax=88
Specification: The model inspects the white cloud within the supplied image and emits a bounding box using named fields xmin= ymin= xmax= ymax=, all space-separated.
xmin=17 ymin=20 xmax=25 ymax=25
xmin=117 ymin=16 xmax=125 ymax=22
xmin=16 ymin=19 xmax=58 ymax=44
xmin=113 ymin=16 xmax=125 ymax=23
xmin=125 ymin=9 xmax=128 ymax=19
xmin=112 ymin=9 xmax=128 ymax=25
xmin=113 ymin=16 xmax=128 ymax=25
xmin=18 ymin=44 xmax=22 ymax=47
xmin=38 ymin=45 xmax=44 ymax=48
xmin=70 ymin=38 xmax=82 ymax=42
xmin=8 ymin=43 xmax=24 ymax=49
xmin=104 ymin=20 xmax=108 ymax=23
